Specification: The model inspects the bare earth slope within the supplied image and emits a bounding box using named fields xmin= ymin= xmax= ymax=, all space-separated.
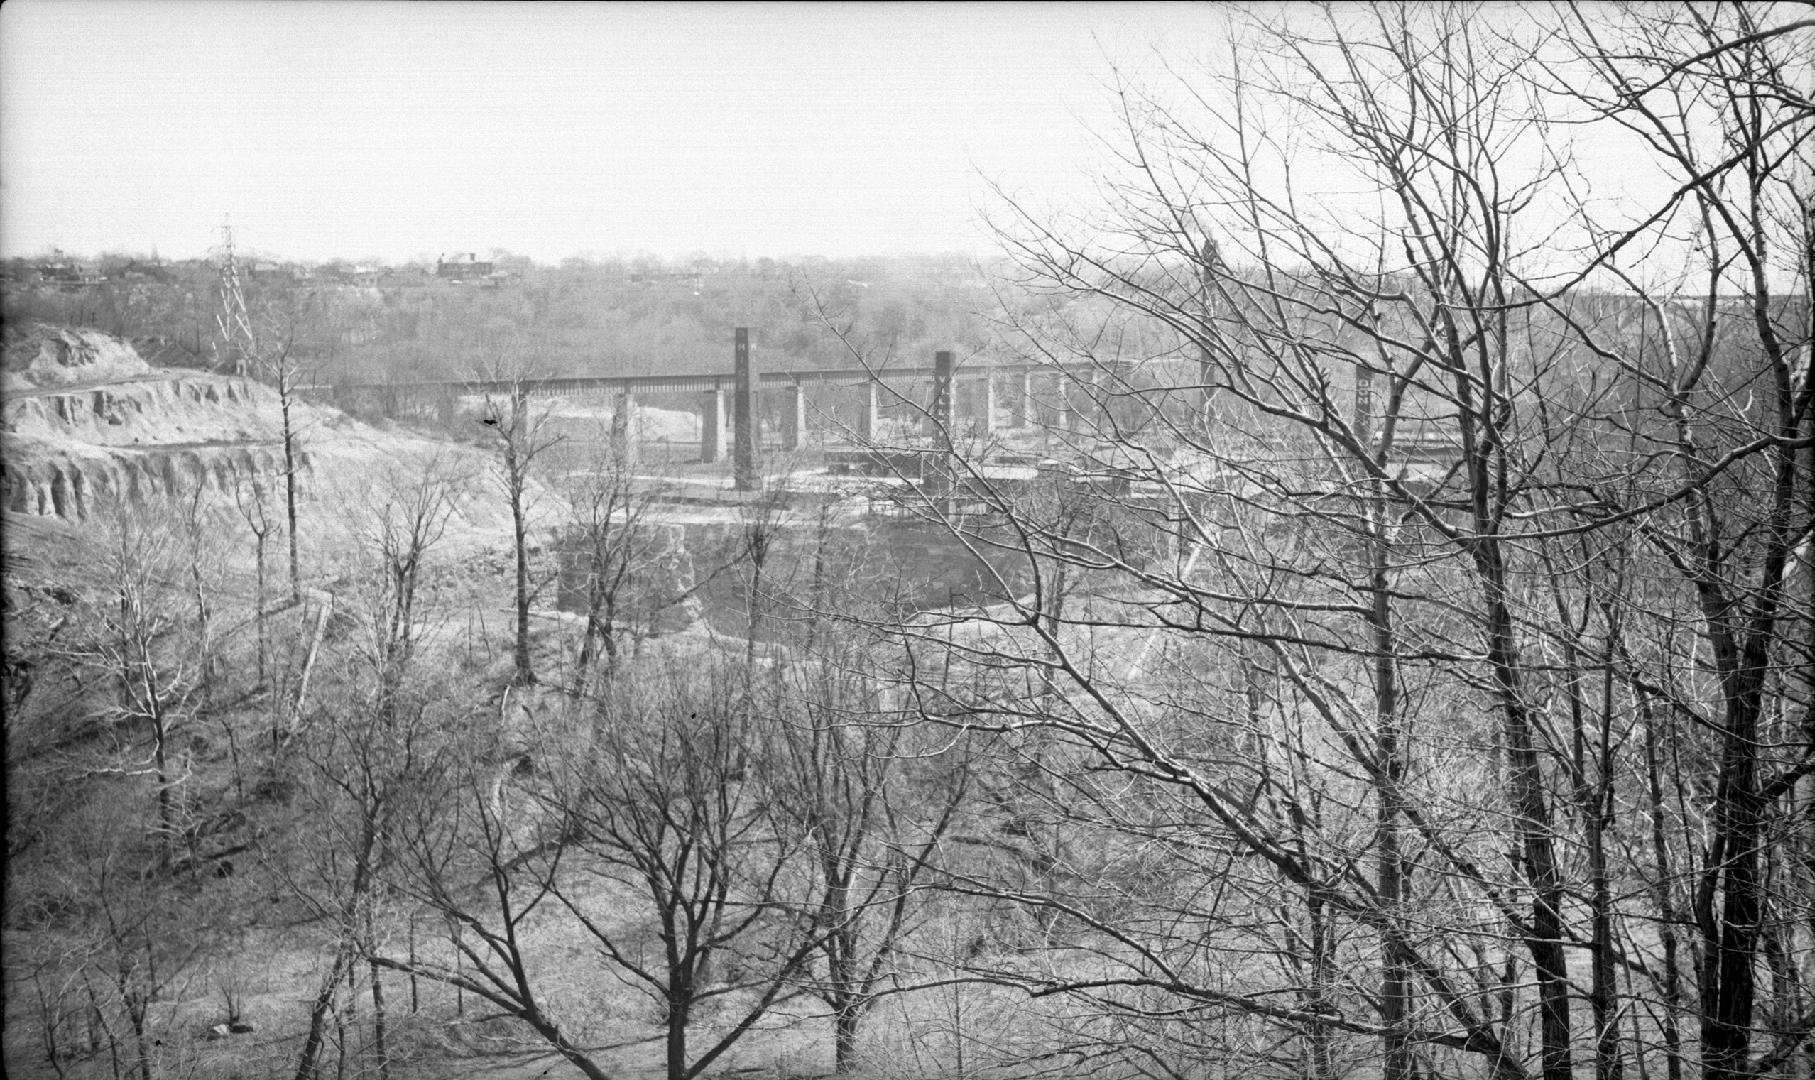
xmin=3 ymin=322 xmax=152 ymax=392
xmin=1 ymin=322 xmax=562 ymax=549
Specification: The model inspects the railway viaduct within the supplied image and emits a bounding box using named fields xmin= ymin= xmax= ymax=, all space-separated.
xmin=312 ymin=328 xmax=1119 ymax=490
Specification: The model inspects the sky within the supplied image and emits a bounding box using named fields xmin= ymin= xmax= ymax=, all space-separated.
xmin=0 ymin=0 xmax=1228 ymax=264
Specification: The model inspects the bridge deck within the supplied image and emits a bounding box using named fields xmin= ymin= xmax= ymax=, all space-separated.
xmin=302 ymin=360 xmax=1100 ymax=398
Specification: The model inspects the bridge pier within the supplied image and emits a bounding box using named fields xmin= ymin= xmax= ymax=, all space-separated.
xmin=926 ymin=349 xmax=956 ymax=440
xmin=1054 ymin=373 xmax=1074 ymax=434
xmin=779 ymin=384 xmax=806 ymax=451
xmin=1101 ymin=360 xmax=1135 ymax=433
xmin=611 ymin=388 xmax=639 ymax=464
xmin=734 ymin=328 xmax=756 ymax=491
xmin=1084 ymin=366 xmax=1105 ymax=433
xmin=928 ymin=350 xmax=956 ymax=501
xmin=1009 ymin=369 xmax=1033 ymax=428
xmin=979 ymin=372 xmax=998 ymax=435
xmin=319 ymin=354 xmax=1092 ymax=465
xmin=857 ymin=381 xmax=881 ymax=443
xmin=701 ymin=388 xmax=727 ymax=463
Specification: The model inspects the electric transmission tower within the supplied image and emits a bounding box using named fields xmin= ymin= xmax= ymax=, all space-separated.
xmin=215 ymin=216 xmax=258 ymax=376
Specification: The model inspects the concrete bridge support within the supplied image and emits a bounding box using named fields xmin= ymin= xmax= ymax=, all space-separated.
xmin=611 ymin=388 xmax=639 ymax=465
xmin=779 ymin=384 xmax=806 ymax=451
xmin=1009 ymin=370 xmax=1033 ymax=428
xmin=1075 ymin=369 xmax=1099 ymax=433
xmin=1054 ymin=373 xmax=1075 ymax=434
xmin=857 ymin=380 xmax=881 ymax=443
xmin=979 ymin=373 xmax=998 ymax=435
xmin=1100 ymin=360 xmax=1137 ymax=434
xmin=734 ymin=327 xmax=757 ymax=491
xmin=926 ymin=350 xmax=956 ymax=440
xmin=1085 ymin=365 xmax=1106 ymax=433
xmin=701 ymin=388 xmax=728 ymax=463
xmin=928 ymin=350 xmax=956 ymax=501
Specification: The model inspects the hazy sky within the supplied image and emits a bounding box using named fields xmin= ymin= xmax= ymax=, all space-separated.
xmin=1 ymin=1 xmax=1226 ymax=264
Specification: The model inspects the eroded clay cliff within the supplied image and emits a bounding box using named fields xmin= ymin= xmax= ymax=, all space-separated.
xmin=3 ymin=322 xmax=153 ymax=392
xmin=1 ymin=325 xmax=559 ymax=546
xmin=2 ymin=324 xmax=315 ymax=520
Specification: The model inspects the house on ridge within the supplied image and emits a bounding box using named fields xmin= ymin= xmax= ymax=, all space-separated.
xmin=437 ymin=252 xmax=494 ymax=282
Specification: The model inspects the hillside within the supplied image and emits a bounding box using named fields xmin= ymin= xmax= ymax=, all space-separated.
xmin=1 ymin=320 xmax=562 ymax=549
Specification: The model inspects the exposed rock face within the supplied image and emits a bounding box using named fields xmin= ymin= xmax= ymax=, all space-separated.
xmin=3 ymin=322 xmax=153 ymax=391
xmin=7 ymin=377 xmax=298 ymax=446
xmin=2 ymin=326 xmax=566 ymax=557
xmin=3 ymin=364 xmax=312 ymax=521
xmin=3 ymin=435 xmax=294 ymax=519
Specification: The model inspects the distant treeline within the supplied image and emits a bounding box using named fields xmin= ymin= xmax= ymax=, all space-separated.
xmin=0 ymin=253 xmax=1040 ymax=385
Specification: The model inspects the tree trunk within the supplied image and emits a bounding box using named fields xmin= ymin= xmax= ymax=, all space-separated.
xmin=1641 ymin=694 xmax=1685 ymax=1080
xmin=1304 ymin=893 xmax=1337 ymax=1080
xmin=293 ymin=943 xmax=353 ymax=1080
xmin=1368 ymin=509 xmax=1412 ymax=1080
xmin=665 ymin=990 xmax=690 ymax=1080
xmin=187 ymin=513 xmax=214 ymax=707
xmin=745 ymin=533 xmax=768 ymax=665
xmin=253 ymin=528 xmax=269 ymax=689
xmin=834 ymin=1005 xmax=861 ymax=1074
xmin=510 ymin=448 xmax=534 ymax=686
xmin=367 ymin=951 xmax=390 ymax=1080
xmin=146 ymin=671 xmax=176 ymax=870
xmin=296 ymin=815 xmax=378 ymax=1080
xmin=128 ymin=998 xmax=152 ymax=1080
xmin=1457 ymin=327 xmax=1571 ymax=1080
xmin=1588 ymin=788 xmax=1620 ymax=1080
xmin=335 ymin=961 xmax=355 ymax=1080
xmin=1483 ymin=575 xmax=1572 ymax=1080
xmin=1700 ymin=711 xmax=1763 ymax=1080
xmin=574 ymin=563 xmax=617 ymax=695
xmin=280 ymin=372 xmax=302 ymax=602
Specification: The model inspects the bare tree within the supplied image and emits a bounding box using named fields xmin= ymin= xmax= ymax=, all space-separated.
xmin=1551 ymin=9 xmax=1815 ymax=1078
xmin=549 ymin=656 xmax=827 ymax=1080
xmin=563 ymin=428 xmax=669 ymax=694
xmin=878 ymin=5 xmax=1811 ymax=1080
xmin=474 ymin=361 xmax=564 ymax=687
xmin=766 ymin=608 xmax=971 ymax=1072
xmin=285 ymin=458 xmax=462 ymax=1080
xmin=76 ymin=845 xmax=208 ymax=1080
xmin=75 ymin=511 xmax=204 ymax=870
xmin=231 ymin=474 xmax=276 ymax=694
xmin=370 ymin=651 xmax=846 ymax=1080
xmin=225 ymin=284 xmax=321 ymax=602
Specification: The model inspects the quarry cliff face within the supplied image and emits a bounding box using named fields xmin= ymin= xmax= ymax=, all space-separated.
xmin=2 ymin=323 xmax=153 ymax=393
xmin=2 ymin=325 xmax=311 ymax=521
xmin=2 ymin=324 xmax=565 ymax=556
xmin=4 ymin=435 xmax=297 ymax=520
xmin=7 ymin=376 xmax=293 ymax=446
